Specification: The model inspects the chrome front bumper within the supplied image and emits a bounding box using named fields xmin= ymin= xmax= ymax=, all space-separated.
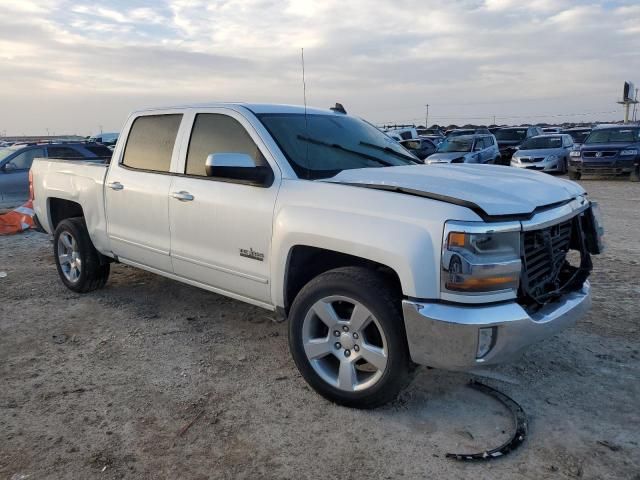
xmin=402 ymin=281 xmax=591 ymax=370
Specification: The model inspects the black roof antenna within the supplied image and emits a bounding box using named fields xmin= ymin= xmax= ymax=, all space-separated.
xmin=330 ymin=103 xmax=347 ymax=114
xmin=301 ymin=48 xmax=310 ymax=179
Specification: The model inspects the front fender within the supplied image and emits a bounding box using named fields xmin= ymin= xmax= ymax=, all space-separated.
xmin=270 ymin=205 xmax=439 ymax=307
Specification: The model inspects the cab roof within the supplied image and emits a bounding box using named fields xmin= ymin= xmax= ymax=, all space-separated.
xmin=133 ymin=102 xmax=341 ymax=117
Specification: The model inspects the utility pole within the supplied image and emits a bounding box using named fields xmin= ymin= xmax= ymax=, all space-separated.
xmin=425 ymin=104 xmax=429 ymax=128
xmin=493 ymin=115 xmax=496 ymax=125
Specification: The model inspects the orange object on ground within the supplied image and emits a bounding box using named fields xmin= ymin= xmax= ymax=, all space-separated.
xmin=0 ymin=200 xmax=34 ymax=235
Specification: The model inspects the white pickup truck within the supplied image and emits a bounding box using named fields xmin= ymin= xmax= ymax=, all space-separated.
xmin=31 ymin=103 xmax=604 ymax=408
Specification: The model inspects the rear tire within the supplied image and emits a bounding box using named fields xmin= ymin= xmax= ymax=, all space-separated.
xmin=53 ymin=218 xmax=110 ymax=293
xmin=288 ymin=266 xmax=413 ymax=409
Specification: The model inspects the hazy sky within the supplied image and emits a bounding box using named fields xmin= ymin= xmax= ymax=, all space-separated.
xmin=1 ymin=0 xmax=639 ymax=135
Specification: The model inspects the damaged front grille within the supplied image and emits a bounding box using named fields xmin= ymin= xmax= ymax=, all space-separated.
xmin=519 ymin=215 xmax=592 ymax=306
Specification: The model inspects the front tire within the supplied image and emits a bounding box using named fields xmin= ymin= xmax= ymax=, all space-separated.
xmin=288 ymin=267 xmax=413 ymax=409
xmin=53 ymin=218 xmax=110 ymax=293
xmin=569 ymin=169 xmax=581 ymax=180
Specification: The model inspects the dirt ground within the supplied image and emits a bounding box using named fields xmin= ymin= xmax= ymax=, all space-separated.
xmin=1 ymin=178 xmax=639 ymax=479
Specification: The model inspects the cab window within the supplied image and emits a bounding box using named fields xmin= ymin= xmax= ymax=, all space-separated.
xmin=185 ymin=113 xmax=267 ymax=177
xmin=122 ymin=114 xmax=182 ymax=172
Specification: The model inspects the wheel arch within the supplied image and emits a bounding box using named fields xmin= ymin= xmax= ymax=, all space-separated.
xmin=48 ymin=197 xmax=84 ymax=230
xmin=281 ymin=245 xmax=404 ymax=315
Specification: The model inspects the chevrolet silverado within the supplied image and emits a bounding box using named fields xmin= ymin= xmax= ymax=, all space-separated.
xmin=31 ymin=103 xmax=604 ymax=408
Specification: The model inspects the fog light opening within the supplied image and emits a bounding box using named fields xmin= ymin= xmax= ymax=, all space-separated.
xmin=476 ymin=327 xmax=497 ymax=360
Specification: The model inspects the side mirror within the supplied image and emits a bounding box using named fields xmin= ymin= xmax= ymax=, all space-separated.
xmin=2 ymin=162 xmax=17 ymax=172
xmin=205 ymin=153 xmax=273 ymax=187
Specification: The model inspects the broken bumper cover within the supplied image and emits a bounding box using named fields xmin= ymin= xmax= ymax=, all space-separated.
xmin=402 ymin=281 xmax=591 ymax=369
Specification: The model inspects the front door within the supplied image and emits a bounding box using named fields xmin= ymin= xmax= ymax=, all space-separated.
xmin=105 ymin=113 xmax=183 ymax=273
xmin=169 ymin=111 xmax=280 ymax=304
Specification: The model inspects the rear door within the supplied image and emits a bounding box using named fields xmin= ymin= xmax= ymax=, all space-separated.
xmin=168 ymin=109 xmax=280 ymax=304
xmin=104 ymin=112 xmax=184 ymax=273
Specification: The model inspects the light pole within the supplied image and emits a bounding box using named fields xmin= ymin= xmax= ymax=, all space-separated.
xmin=425 ymin=104 xmax=429 ymax=128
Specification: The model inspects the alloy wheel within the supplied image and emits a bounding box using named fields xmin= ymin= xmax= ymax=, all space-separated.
xmin=301 ymin=295 xmax=388 ymax=392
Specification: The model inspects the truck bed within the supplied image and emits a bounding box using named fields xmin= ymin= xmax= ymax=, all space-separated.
xmin=31 ymin=157 xmax=111 ymax=253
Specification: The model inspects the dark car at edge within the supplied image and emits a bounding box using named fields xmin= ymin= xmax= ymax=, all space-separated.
xmin=568 ymin=125 xmax=640 ymax=181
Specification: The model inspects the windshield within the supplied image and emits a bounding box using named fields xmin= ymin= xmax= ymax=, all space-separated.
xmin=447 ymin=130 xmax=473 ymax=138
xmin=0 ymin=146 xmax=19 ymax=161
xmin=436 ymin=137 xmax=473 ymax=153
xmin=401 ymin=140 xmax=422 ymax=150
xmin=257 ymin=113 xmax=418 ymax=179
xmin=495 ymin=129 xmax=527 ymax=141
xmin=419 ymin=129 xmax=442 ymax=136
xmin=584 ymin=128 xmax=640 ymax=144
xmin=520 ymin=136 xmax=564 ymax=149
xmin=565 ymin=130 xmax=590 ymax=144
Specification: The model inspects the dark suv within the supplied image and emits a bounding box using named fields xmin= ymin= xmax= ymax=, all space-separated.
xmin=0 ymin=142 xmax=112 ymax=208
xmin=568 ymin=125 xmax=640 ymax=181
xmin=494 ymin=126 xmax=544 ymax=165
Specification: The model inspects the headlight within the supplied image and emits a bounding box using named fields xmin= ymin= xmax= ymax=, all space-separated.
xmin=620 ymin=149 xmax=638 ymax=156
xmin=441 ymin=222 xmax=521 ymax=301
xmin=569 ymin=150 xmax=581 ymax=157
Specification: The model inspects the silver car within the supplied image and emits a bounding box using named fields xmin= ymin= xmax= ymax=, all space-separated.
xmin=425 ymin=134 xmax=500 ymax=165
xmin=510 ymin=134 xmax=574 ymax=173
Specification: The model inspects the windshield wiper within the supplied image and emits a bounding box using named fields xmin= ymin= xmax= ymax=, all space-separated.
xmin=297 ymin=135 xmax=396 ymax=167
xmin=358 ymin=141 xmax=420 ymax=164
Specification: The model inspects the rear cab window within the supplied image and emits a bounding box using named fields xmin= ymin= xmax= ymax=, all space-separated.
xmin=122 ymin=114 xmax=182 ymax=172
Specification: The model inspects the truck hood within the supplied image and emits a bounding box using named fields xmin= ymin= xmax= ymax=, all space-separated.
xmin=325 ymin=164 xmax=585 ymax=218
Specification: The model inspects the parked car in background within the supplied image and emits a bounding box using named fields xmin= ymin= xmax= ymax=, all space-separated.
xmin=416 ymin=128 xmax=445 ymax=145
xmin=562 ymin=127 xmax=592 ymax=148
xmin=400 ymin=138 xmax=437 ymax=160
xmin=425 ymin=134 xmax=499 ymax=164
xmin=568 ymin=125 xmax=640 ymax=181
xmin=446 ymin=128 xmax=491 ymax=138
xmin=542 ymin=127 xmax=561 ymax=134
xmin=89 ymin=132 xmax=119 ymax=150
xmin=416 ymin=127 xmax=444 ymax=137
xmin=495 ymin=126 xmax=544 ymax=165
xmin=510 ymin=134 xmax=574 ymax=173
xmin=0 ymin=142 xmax=112 ymax=208
xmin=384 ymin=126 xmax=418 ymax=140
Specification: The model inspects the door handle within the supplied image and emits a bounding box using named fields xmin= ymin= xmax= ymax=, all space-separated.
xmin=108 ymin=181 xmax=124 ymax=191
xmin=170 ymin=191 xmax=194 ymax=202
